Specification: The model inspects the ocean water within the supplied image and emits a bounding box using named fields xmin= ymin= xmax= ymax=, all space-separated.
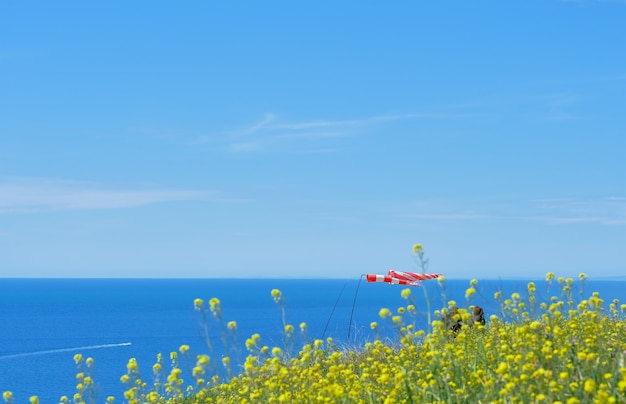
xmin=1 ymin=277 xmax=624 ymax=402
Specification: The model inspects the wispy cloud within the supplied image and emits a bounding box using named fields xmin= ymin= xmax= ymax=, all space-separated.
xmin=0 ymin=177 xmax=232 ymax=213
xmin=196 ymin=111 xmax=480 ymax=154
xmin=527 ymin=197 xmax=626 ymax=225
xmin=241 ymin=113 xmax=276 ymax=135
xmin=397 ymin=197 xmax=626 ymax=226
xmin=402 ymin=212 xmax=490 ymax=221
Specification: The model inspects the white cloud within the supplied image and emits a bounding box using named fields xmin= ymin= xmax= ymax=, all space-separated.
xmin=528 ymin=197 xmax=626 ymax=225
xmin=402 ymin=212 xmax=490 ymax=221
xmin=0 ymin=177 xmax=226 ymax=212
xmin=397 ymin=197 xmax=626 ymax=226
xmin=202 ymin=111 xmax=476 ymax=154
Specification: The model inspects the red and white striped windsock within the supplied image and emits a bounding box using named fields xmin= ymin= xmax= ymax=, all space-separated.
xmin=387 ymin=270 xmax=440 ymax=282
xmin=366 ymin=274 xmax=420 ymax=286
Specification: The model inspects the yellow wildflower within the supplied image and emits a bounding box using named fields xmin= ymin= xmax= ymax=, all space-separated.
xmin=3 ymin=392 xmax=13 ymax=403
xmin=271 ymin=289 xmax=282 ymax=303
xmin=412 ymin=244 xmax=423 ymax=253
xmin=583 ymin=379 xmax=596 ymax=393
xmin=126 ymin=358 xmax=138 ymax=372
xmin=193 ymin=366 xmax=204 ymax=377
xmin=209 ymin=297 xmax=221 ymax=315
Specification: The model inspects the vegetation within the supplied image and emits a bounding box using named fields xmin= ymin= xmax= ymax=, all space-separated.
xmin=4 ymin=248 xmax=626 ymax=403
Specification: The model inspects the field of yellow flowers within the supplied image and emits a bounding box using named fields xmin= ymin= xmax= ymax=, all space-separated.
xmin=4 ymin=271 xmax=626 ymax=404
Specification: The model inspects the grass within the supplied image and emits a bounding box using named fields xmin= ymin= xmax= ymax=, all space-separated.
xmin=4 ymin=272 xmax=626 ymax=403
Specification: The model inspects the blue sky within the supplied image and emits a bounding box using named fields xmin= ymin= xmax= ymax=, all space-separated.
xmin=1 ymin=1 xmax=624 ymax=279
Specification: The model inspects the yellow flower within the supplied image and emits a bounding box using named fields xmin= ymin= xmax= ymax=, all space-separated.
xmin=579 ymin=272 xmax=587 ymax=280
xmin=412 ymin=244 xmax=423 ymax=253
xmin=209 ymin=297 xmax=221 ymax=314
xmin=227 ymin=321 xmax=237 ymax=331
xmin=193 ymin=298 xmax=204 ymax=310
xmin=245 ymin=337 xmax=257 ymax=350
xmin=196 ymin=355 xmax=209 ymax=366
xmin=179 ymin=345 xmax=190 ymax=354
xmin=299 ymin=322 xmax=307 ymax=333
xmin=379 ymin=308 xmax=391 ymax=319
xmin=147 ymin=392 xmax=159 ymax=403
xmin=73 ymin=354 xmax=83 ymax=364
xmin=470 ymin=278 xmax=478 ymax=286
xmin=401 ymin=288 xmax=411 ymax=299
xmin=465 ymin=287 xmax=476 ymax=299
xmin=126 ymin=358 xmax=138 ymax=372
xmin=370 ymin=321 xmax=378 ymax=330
xmin=193 ymin=366 xmax=204 ymax=377
xmin=29 ymin=397 xmax=39 ymax=404
xmin=2 ymin=392 xmax=13 ymax=403
xmin=545 ymin=272 xmax=555 ymax=281
xmin=583 ymin=379 xmax=596 ymax=393
xmin=271 ymin=289 xmax=282 ymax=303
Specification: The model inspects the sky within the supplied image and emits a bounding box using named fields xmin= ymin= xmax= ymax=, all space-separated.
xmin=1 ymin=1 xmax=625 ymax=279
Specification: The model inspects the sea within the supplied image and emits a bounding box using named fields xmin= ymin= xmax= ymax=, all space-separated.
xmin=1 ymin=277 xmax=625 ymax=403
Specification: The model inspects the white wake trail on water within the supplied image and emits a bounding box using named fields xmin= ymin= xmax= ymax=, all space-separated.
xmin=0 ymin=342 xmax=132 ymax=360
